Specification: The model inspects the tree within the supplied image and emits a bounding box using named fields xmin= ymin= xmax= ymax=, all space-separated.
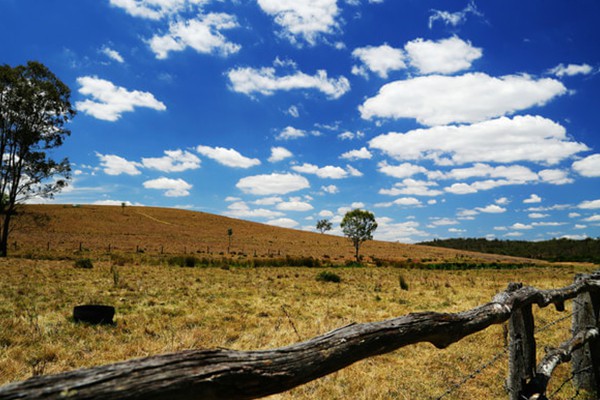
xmin=340 ymin=209 xmax=377 ymax=262
xmin=316 ymin=219 xmax=332 ymax=234
xmin=227 ymin=228 xmax=233 ymax=254
xmin=0 ymin=61 xmax=74 ymax=256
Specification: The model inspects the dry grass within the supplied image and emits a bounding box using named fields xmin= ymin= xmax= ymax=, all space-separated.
xmin=0 ymin=258 xmax=595 ymax=399
xmin=10 ymin=204 xmax=543 ymax=265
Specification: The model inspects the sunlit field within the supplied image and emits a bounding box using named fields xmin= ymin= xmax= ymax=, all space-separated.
xmin=0 ymin=258 xmax=594 ymax=399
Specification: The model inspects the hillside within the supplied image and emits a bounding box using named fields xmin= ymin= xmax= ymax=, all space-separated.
xmin=10 ymin=204 xmax=543 ymax=265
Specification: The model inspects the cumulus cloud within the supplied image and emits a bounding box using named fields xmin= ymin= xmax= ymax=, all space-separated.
xmin=377 ymin=162 xmax=428 ymax=179
xmin=292 ymin=163 xmax=358 ymax=179
xmin=360 ymin=73 xmax=566 ymax=126
xmin=266 ymin=217 xmax=300 ymax=228
xmin=373 ymin=218 xmax=429 ymax=243
xmin=275 ymin=200 xmax=314 ymax=212
xmin=109 ymin=0 xmax=207 ymax=20
xmin=428 ymin=1 xmax=483 ymax=29
xmin=148 ymin=13 xmax=240 ymax=59
xmin=268 ymin=146 xmax=293 ymax=163
xmin=573 ymin=154 xmax=600 ymax=177
xmin=321 ymin=185 xmax=339 ymax=194
xmin=142 ymin=149 xmax=200 ymax=172
xmin=340 ymin=147 xmax=372 ymax=160
xmin=257 ymin=0 xmax=340 ymax=45
xmin=369 ymin=116 xmax=588 ymax=166
xmin=76 ymin=76 xmax=166 ymax=121
xmin=338 ymin=130 xmax=364 ymax=140
xmin=143 ymin=177 xmax=192 ymax=197
xmin=579 ymin=199 xmax=600 ymax=209
xmin=539 ymin=169 xmax=573 ymax=185
xmin=101 ymin=46 xmax=125 ymax=63
xmin=196 ymin=145 xmax=260 ymax=168
xmin=404 ymin=36 xmax=482 ymax=75
xmin=236 ymin=173 xmax=310 ymax=195
xmin=351 ymin=44 xmax=406 ymax=78
xmin=275 ymin=126 xmax=320 ymax=140
xmin=524 ymin=194 xmax=542 ymax=204
xmin=227 ymin=65 xmax=350 ymax=99
xmin=549 ymin=63 xmax=594 ymax=77
xmin=96 ymin=153 xmax=142 ymax=176
xmin=476 ymin=204 xmax=507 ymax=213
xmin=379 ymin=179 xmax=442 ymax=197
xmin=224 ymin=201 xmax=284 ymax=219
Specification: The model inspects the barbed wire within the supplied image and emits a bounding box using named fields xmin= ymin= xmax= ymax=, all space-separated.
xmin=549 ymin=366 xmax=592 ymax=400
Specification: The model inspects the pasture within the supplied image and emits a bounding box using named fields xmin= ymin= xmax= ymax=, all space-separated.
xmin=0 ymin=258 xmax=594 ymax=399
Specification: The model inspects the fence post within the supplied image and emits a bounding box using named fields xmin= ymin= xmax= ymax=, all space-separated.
xmin=572 ymin=274 xmax=600 ymax=396
xmin=507 ymin=282 xmax=536 ymax=400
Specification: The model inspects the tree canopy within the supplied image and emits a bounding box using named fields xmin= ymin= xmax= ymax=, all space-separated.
xmin=340 ymin=209 xmax=377 ymax=262
xmin=0 ymin=61 xmax=74 ymax=256
xmin=316 ymin=219 xmax=332 ymax=234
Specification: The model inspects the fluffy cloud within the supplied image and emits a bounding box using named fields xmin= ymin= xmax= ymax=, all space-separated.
xmin=196 ymin=145 xmax=260 ymax=168
xmin=428 ymin=1 xmax=483 ymax=29
xmin=227 ymin=66 xmax=350 ymax=99
xmin=143 ymin=177 xmax=192 ymax=197
xmin=404 ymin=36 xmax=482 ymax=75
xmin=572 ymin=154 xmax=600 ymax=177
xmin=148 ymin=13 xmax=240 ymax=59
xmin=538 ymin=169 xmax=573 ymax=185
xmin=524 ymin=194 xmax=542 ymax=204
xmin=373 ymin=218 xmax=429 ymax=243
xmin=369 ymin=116 xmax=588 ymax=165
xmin=443 ymin=163 xmax=538 ymax=182
xmin=292 ymin=163 xmax=359 ymax=179
xmin=549 ymin=63 xmax=594 ymax=77
xmin=236 ymin=173 xmax=310 ymax=195
xmin=579 ymin=199 xmax=600 ymax=209
xmin=321 ymin=185 xmax=339 ymax=194
xmin=142 ymin=149 xmax=200 ymax=172
xmin=377 ymin=162 xmax=427 ymax=179
xmin=276 ymin=126 xmax=320 ymax=140
xmin=96 ymin=153 xmax=142 ymax=176
xmin=224 ymin=201 xmax=284 ymax=219
xmin=268 ymin=146 xmax=293 ymax=162
xmin=379 ymin=179 xmax=442 ymax=197
xmin=101 ymin=46 xmax=124 ymax=63
xmin=340 ymin=147 xmax=372 ymax=160
xmin=360 ymin=73 xmax=566 ymax=126
xmin=476 ymin=204 xmax=507 ymax=213
xmin=338 ymin=131 xmax=364 ymax=140
xmin=266 ymin=217 xmax=300 ymax=228
xmin=351 ymin=44 xmax=406 ymax=78
xmin=109 ymin=0 xmax=207 ymax=20
xmin=257 ymin=0 xmax=340 ymax=45
xmin=275 ymin=200 xmax=314 ymax=212
xmin=76 ymin=76 xmax=166 ymax=121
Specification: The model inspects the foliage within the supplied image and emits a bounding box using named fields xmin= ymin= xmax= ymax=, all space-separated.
xmin=0 ymin=61 xmax=74 ymax=256
xmin=340 ymin=209 xmax=378 ymax=262
xmin=399 ymin=275 xmax=409 ymax=291
xmin=316 ymin=219 xmax=332 ymax=234
xmin=316 ymin=270 xmax=341 ymax=283
xmin=74 ymin=258 xmax=94 ymax=269
xmin=420 ymin=237 xmax=600 ymax=264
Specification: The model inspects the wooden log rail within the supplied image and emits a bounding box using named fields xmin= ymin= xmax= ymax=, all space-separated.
xmin=1 ymin=273 xmax=600 ymax=400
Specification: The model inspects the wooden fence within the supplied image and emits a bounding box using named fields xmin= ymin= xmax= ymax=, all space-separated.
xmin=1 ymin=272 xmax=600 ymax=399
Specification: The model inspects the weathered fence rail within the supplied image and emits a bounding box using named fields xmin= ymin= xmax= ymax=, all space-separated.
xmin=1 ymin=272 xmax=599 ymax=400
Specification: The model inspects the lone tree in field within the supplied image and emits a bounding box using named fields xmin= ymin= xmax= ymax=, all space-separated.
xmin=0 ymin=61 xmax=74 ymax=257
xmin=227 ymin=228 xmax=233 ymax=253
xmin=316 ymin=219 xmax=332 ymax=234
xmin=340 ymin=209 xmax=377 ymax=262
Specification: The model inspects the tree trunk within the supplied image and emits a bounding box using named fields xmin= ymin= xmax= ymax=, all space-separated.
xmin=0 ymin=212 xmax=10 ymax=257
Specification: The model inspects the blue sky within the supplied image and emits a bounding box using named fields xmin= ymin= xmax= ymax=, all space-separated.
xmin=2 ymin=0 xmax=599 ymax=242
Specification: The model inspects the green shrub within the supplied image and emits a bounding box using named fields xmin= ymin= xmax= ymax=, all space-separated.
xmin=74 ymin=258 xmax=93 ymax=269
xmin=399 ymin=275 xmax=409 ymax=291
xmin=316 ymin=271 xmax=341 ymax=283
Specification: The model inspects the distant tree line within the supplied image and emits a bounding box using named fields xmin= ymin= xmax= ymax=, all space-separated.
xmin=418 ymin=237 xmax=600 ymax=263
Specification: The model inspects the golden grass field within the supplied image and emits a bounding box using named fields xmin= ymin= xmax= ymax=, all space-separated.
xmin=1 ymin=205 xmax=597 ymax=399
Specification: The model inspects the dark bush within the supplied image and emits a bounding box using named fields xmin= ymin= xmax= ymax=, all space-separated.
xmin=316 ymin=271 xmax=341 ymax=283
xmin=74 ymin=258 xmax=93 ymax=269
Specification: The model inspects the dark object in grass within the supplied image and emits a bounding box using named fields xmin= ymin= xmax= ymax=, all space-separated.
xmin=74 ymin=258 xmax=93 ymax=269
xmin=316 ymin=271 xmax=341 ymax=283
xmin=73 ymin=305 xmax=115 ymax=325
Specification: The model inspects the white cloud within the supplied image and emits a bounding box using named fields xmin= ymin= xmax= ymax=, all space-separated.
xmin=142 ymin=149 xmax=200 ymax=172
xmin=528 ymin=213 xmax=549 ymax=219
xmin=579 ymin=199 xmax=600 ymax=209
xmin=476 ymin=204 xmax=507 ymax=214
xmin=225 ymin=201 xmax=284 ymax=219
xmin=109 ymin=0 xmax=206 ymax=20
xmin=148 ymin=13 xmax=240 ymax=59
xmin=374 ymin=219 xmax=429 ymax=243
xmin=257 ymin=0 xmax=340 ymax=45
xmin=351 ymin=44 xmax=406 ymax=78
xmin=287 ymin=105 xmax=300 ymax=118
xmin=276 ymin=200 xmax=314 ymax=212
xmin=101 ymin=46 xmax=125 ymax=63
xmin=428 ymin=1 xmax=483 ymax=29
xmin=321 ymin=185 xmax=339 ymax=194
xmin=292 ymin=163 xmax=357 ymax=179
xmin=584 ymin=215 xmax=600 ymax=222
xmin=253 ymin=196 xmax=283 ymax=206
xmin=539 ymin=169 xmax=573 ymax=185
xmin=549 ymin=63 xmax=594 ymax=77
xmin=511 ymin=223 xmax=533 ymax=230
xmin=524 ymin=194 xmax=542 ymax=204
xmin=143 ymin=177 xmax=192 ymax=197
xmin=360 ymin=73 xmax=566 ymax=126
xmin=93 ymin=200 xmax=134 ymax=206
xmin=266 ymin=217 xmax=300 ymax=229
xmin=495 ymin=197 xmax=510 ymax=205
xmin=430 ymin=217 xmax=458 ymax=226
xmin=340 ymin=147 xmax=372 ymax=160
xmin=96 ymin=153 xmax=142 ymax=176
xmin=236 ymin=173 xmax=310 ymax=195
xmin=379 ymin=179 xmax=442 ymax=197
xmin=276 ymin=126 xmax=320 ymax=140
xmin=369 ymin=116 xmax=588 ymax=166
xmin=196 ymin=145 xmax=260 ymax=168
xmin=445 ymin=183 xmax=477 ymax=195
xmin=393 ymin=197 xmax=422 ymax=207
xmin=337 ymin=130 xmax=364 ymax=140
xmin=76 ymin=76 xmax=166 ymax=121
xmin=268 ymin=146 xmax=293 ymax=163
xmin=377 ymin=162 xmax=427 ymax=179
xmin=443 ymin=163 xmax=539 ymax=182
xmin=573 ymin=154 xmax=600 ymax=177
xmin=404 ymin=36 xmax=482 ymax=75
xmin=227 ymin=66 xmax=350 ymax=99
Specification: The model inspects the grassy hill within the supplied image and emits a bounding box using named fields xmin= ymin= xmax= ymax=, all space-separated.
xmin=10 ymin=204 xmax=543 ymax=266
